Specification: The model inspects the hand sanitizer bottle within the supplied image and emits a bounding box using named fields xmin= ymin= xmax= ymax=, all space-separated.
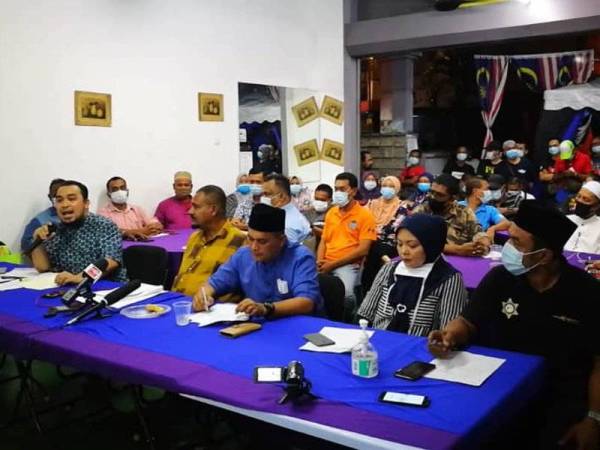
xmin=351 ymin=319 xmax=378 ymax=378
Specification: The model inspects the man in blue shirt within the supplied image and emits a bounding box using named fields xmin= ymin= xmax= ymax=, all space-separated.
xmin=260 ymin=173 xmax=311 ymax=244
xmin=30 ymin=180 xmax=127 ymax=283
xmin=193 ymin=203 xmax=321 ymax=318
xmin=20 ymin=178 xmax=65 ymax=252
xmin=459 ymin=177 xmax=510 ymax=241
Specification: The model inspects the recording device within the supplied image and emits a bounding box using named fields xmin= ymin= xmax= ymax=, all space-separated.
xmin=254 ymin=361 xmax=315 ymax=404
xmin=61 ymin=259 xmax=109 ymax=306
xmin=303 ymin=333 xmax=335 ymax=347
xmin=64 ymin=279 xmax=141 ymax=327
xmin=379 ymin=391 xmax=430 ymax=407
xmin=24 ymin=223 xmax=57 ymax=254
xmin=394 ymin=361 xmax=436 ymax=381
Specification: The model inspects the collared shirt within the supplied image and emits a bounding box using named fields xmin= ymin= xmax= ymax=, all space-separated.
xmin=458 ymin=201 xmax=505 ymax=232
xmin=208 ymin=241 xmax=322 ymax=312
xmin=172 ymin=221 xmax=246 ymax=296
xmin=21 ymin=206 xmax=60 ymax=251
xmin=43 ymin=214 xmax=126 ymax=281
xmin=322 ymin=201 xmax=377 ymax=262
xmin=414 ymin=201 xmax=483 ymax=245
xmin=399 ymin=165 xmax=425 ymax=183
xmin=281 ymin=202 xmax=311 ymax=244
xmin=98 ymin=203 xmax=158 ymax=231
xmin=564 ymin=214 xmax=600 ymax=254
xmin=154 ymin=196 xmax=192 ymax=230
xmin=554 ymin=151 xmax=592 ymax=176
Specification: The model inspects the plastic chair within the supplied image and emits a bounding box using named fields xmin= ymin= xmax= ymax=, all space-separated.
xmin=317 ymin=274 xmax=345 ymax=322
xmin=123 ymin=245 xmax=168 ymax=287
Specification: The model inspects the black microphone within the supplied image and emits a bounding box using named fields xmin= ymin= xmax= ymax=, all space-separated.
xmin=24 ymin=223 xmax=57 ymax=255
xmin=61 ymin=258 xmax=109 ymax=306
xmin=64 ymin=279 xmax=142 ymax=327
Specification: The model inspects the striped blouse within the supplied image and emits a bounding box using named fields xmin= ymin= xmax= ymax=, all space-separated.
xmin=357 ymin=260 xmax=468 ymax=336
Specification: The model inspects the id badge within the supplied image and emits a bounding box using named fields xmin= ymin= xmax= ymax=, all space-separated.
xmin=277 ymin=278 xmax=289 ymax=295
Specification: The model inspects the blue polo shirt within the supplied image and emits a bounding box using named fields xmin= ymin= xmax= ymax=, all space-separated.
xmin=208 ymin=241 xmax=322 ymax=313
xmin=21 ymin=207 xmax=60 ymax=251
xmin=281 ymin=202 xmax=311 ymax=244
xmin=458 ymin=201 xmax=504 ymax=231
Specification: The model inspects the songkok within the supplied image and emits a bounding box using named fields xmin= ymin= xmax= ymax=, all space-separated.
xmin=398 ymin=214 xmax=447 ymax=263
xmin=248 ymin=204 xmax=285 ymax=233
xmin=174 ymin=171 xmax=192 ymax=181
xmin=582 ymin=181 xmax=600 ymax=200
xmin=513 ymin=200 xmax=576 ymax=253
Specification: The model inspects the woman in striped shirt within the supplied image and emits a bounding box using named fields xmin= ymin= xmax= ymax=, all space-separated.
xmin=357 ymin=213 xmax=468 ymax=336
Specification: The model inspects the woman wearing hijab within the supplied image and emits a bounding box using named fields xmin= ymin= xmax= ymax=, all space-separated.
xmin=407 ymin=172 xmax=434 ymax=208
xmin=358 ymin=214 xmax=468 ymax=336
xmin=225 ymin=173 xmax=249 ymax=219
xmin=358 ymin=171 xmax=381 ymax=206
xmin=289 ymin=176 xmax=313 ymax=213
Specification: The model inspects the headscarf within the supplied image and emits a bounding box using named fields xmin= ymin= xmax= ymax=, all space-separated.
xmin=359 ymin=171 xmax=381 ymax=202
xmin=369 ymin=176 xmax=401 ymax=230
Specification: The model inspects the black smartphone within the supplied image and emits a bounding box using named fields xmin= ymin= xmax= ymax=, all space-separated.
xmin=41 ymin=290 xmax=67 ymax=299
xmin=379 ymin=391 xmax=430 ymax=407
xmin=254 ymin=367 xmax=284 ymax=383
xmin=394 ymin=361 xmax=436 ymax=381
xmin=304 ymin=333 xmax=335 ymax=347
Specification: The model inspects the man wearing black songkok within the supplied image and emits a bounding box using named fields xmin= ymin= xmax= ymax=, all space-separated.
xmin=428 ymin=200 xmax=600 ymax=449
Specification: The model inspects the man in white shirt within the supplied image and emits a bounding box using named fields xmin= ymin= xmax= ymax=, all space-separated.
xmin=564 ymin=181 xmax=600 ymax=254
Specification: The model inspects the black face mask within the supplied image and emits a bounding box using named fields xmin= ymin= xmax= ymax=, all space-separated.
xmin=574 ymin=201 xmax=595 ymax=219
xmin=429 ymin=198 xmax=447 ymax=215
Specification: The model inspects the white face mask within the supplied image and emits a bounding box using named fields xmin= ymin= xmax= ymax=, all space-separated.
xmin=109 ymin=190 xmax=128 ymax=205
xmin=407 ymin=157 xmax=420 ymax=167
xmin=592 ymin=146 xmax=600 ymax=155
xmin=332 ymin=191 xmax=350 ymax=207
xmin=456 ymin=153 xmax=468 ymax=162
xmin=260 ymin=195 xmax=272 ymax=206
xmin=312 ymin=200 xmax=329 ymax=213
xmin=364 ymin=180 xmax=377 ymax=191
xmin=290 ymin=184 xmax=302 ymax=196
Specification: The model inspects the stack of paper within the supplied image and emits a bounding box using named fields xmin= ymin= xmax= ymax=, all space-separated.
xmin=19 ymin=272 xmax=59 ymax=290
xmin=0 ymin=268 xmax=57 ymax=291
xmin=188 ymin=303 xmax=249 ymax=327
xmin=425 ymin=351 xmax=505 ymax=386
xmin=96 ymin=283 xmax=166 ymax=309
xmin=0 ymin=279 xmax=23 ymax=291
xmin=300 ymin=327 xmax=374 ymax=353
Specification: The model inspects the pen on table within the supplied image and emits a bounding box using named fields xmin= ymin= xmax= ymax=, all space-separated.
xmin=201 ymin=287 xmax=211 ymax=311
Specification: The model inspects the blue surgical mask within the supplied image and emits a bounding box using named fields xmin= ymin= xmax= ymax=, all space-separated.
xmin=592 ymin=145 xmax=600 ymax=155
xmin=237 ymin=184 xmax=251 ymax=195
xmin=250 ymin=184 xmax=263 ymax=196
xmin=332 ymin=191 xmax=349 ymax=207
xmin=407 ymin=157 xmax=420 ymax=167
xmin=417 ymin=182 xmax=431 ymax=193
xmin=456 ymin=153 xmax=468 ymax=162
xmin=501 ymin=241 xmax=545 ymax=276
xmin=480 ymin=190 xmax=492 ymax=204
xmin=380 ymin=187 xmax=396 ymax=200
xmin=506 ymin=150 xmax=521 ymax=160
xmin=290 ymin=184 xmax=302 ymax=196
xmin=548 ymin=146 xmax=560 ymax=156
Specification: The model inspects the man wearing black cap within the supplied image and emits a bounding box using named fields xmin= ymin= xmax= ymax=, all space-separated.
xmin=477 ymin=140 xmax=503 ymax=177
xmin=193 ymin=204 xmax=322 ymax=318
xmin=428 ymin=200 xmax=600 ymax=448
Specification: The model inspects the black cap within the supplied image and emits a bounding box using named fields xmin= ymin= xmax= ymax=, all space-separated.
xmin=485 ymin=140 xmax=502 ymax=151
xmin=488 ymin=174 xmax=505 ymax=190
xmin=513 ymin=200 xmax=576 ymax=253
xmin=248 ymin=204 xmax=285 ymax=233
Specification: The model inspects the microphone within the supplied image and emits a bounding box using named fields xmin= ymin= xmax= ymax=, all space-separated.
xmin=25 ymin=223 xmax=57 ymax=255
xmin=64 ymin=279 xmax=142 ymax=327
xmin=61 ymin=258 xmax=109 ymax=306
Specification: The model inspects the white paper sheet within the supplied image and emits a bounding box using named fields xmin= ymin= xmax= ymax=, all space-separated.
xmin=1 ymin=268 xmax=41 ymax=279
xmin=188 ymin=303 xmax=249 ymax=327
xmin=19 ymin=272 xmax=59 ymax=290
xmin=0 ymin=279 xmax=23 ymax=291
xmin=299 ymin=327 xmax=375 ymax=354
xmin=425 ymin=351 xmax=505 ymax=386
xmin=96 ymin=283 xmax=166 ymax=309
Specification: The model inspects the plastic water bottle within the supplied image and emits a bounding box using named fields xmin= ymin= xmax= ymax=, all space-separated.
xmin=351 ymin=319 xmax=378 ymax=378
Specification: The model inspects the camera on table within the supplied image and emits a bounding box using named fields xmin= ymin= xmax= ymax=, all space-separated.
xmin=254 ymin=361 xmax=314 ymax=404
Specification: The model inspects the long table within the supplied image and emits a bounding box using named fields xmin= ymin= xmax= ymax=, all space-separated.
xmin=0 ymin=265 xmax=545 ymax=450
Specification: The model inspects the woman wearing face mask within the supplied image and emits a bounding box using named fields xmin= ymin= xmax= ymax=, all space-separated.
xmin=358 ymin=214 xmax=468 ymax=336
xmin=406 ymin=173 xmax=434 ymax=209
xmin=361 ymin=176 xmax=409 ymax=293
xmin=358 ymin=171 xmax=381 ymax=206
xmin=443 ymin=146 xmax=475 ymax=180
xmin=289 ymin=176 xmax=313 ymax=213
xmin=225 ymin=173 xmax=249 ymax=219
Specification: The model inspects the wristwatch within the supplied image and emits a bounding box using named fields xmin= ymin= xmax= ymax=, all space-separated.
xmin=263 ymin=302 xmax=275 ymax=318
xmin=588 ymin=410 xmax=600 ymax=425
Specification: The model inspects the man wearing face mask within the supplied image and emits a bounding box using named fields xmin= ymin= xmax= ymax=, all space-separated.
xmin=98 ymin=176 xmax=163 ymax=241
xmin=399 ymin=149 xmax=426 ymax=188
xmin=564 ymin=181 xmax=600 ymax=254
xmin=318 ymin=172 xmax=376 ymax=321
xmin=443 ymin=145 xmax=476 ymax=180
xmin=232 ymin=167 xmax=265 ymax=231
xmin=428 ymin=200 xmax=600 ymax=449
xmin=459 ymin=177 xmax=510 ymax=241
xmin=539 ymin=138 xmax=562 ymax=201
xmin=260 ymin=173 xmax=310 ymax=244
xmin=553 ymin=140 xmax=593 ymax=182
xmin=477 ymin=141 xmax=503 ymax=177
xmin=154 ymin=171 xmax=193 ymax=230
xmin=305 ymin=184 xmax=333 ymax=241
xmin=495 ymin=140 xmax=536 ymax=189
xmin=414 ymin=174 xmax=491 ymax=257
xmin=591 ymin=136 xmax=600 ymax=177
xmin=20 ymin=178 xmax=65 ymax=252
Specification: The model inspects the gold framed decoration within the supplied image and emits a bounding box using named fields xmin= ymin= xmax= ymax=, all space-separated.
xmin=198 ymin=92 xmax=224 ymax=121
xmin=293 ymin=139 xmax=320 ymax=167
xmin=320 ymin=139 xmax=344 ymax=166
xmin=320 ymin=95 xmax=344 ymax=125
xmin=291 ymin=96 xmax=319 ymax=127
xmin=74 ymin=91 xmax=111 ymax=127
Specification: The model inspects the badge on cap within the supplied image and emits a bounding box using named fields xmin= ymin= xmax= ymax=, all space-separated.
xmin=277 ymin=278 xmax=289 ymax=295
xmin=501 ymin=298 xmax=519 ymax=319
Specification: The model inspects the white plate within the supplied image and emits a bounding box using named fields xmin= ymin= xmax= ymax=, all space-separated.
xmin=120 ymin=304 xmax=171 ymax=319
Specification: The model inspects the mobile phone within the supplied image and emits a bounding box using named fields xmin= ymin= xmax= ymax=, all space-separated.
xmin=254 ymin=366 xmax=284 ymax=383
xmin=379 ymin=391 xmax=430 ymax=407
xmin=42 ymin=290 xmax=67 ymax=299
xmin=304 ymin=333 xmax=335 ymax=347
xmin=394 ymin=361 xmax=436 ymax=381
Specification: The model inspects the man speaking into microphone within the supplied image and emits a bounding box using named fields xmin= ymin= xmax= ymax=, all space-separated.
xmin=30 ymin=180 xmax=127 ymax=284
